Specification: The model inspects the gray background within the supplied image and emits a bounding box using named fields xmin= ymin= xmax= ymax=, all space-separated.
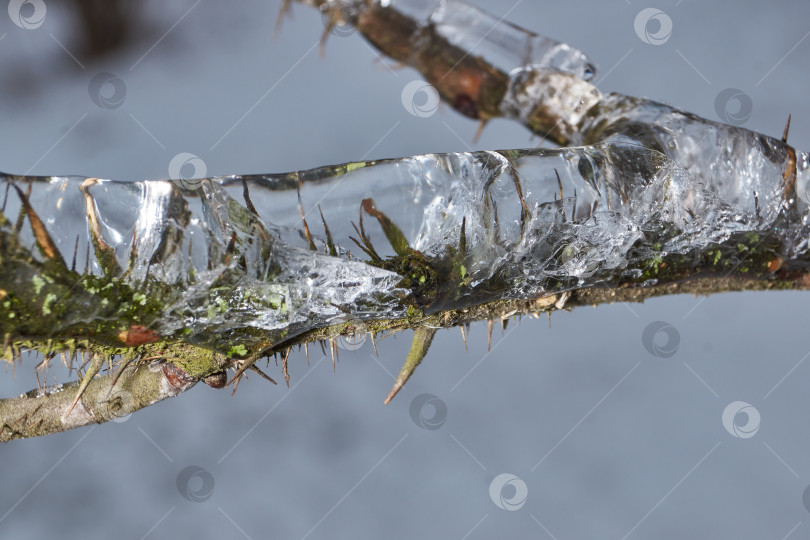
xmin=1 ymin=1 xmax=810 ymax=538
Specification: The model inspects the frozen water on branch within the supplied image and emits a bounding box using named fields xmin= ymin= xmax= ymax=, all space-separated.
xmin=307 ymin=0 xmax=597 ymax=80
xmin=2 ymin=0 xmax=809 ymax=354
xmin=3 ymin=142 xmax=808 ymax=352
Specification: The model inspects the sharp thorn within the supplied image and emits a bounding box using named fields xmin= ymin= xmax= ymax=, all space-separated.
xmin=487 ymin=319 xmax=494 ymax=352
xmin=249 ymin=364 xmax=278 ymax=385
xmin=108 ymin=355 xmax=138 ymax=393
xmin=384 ymin=327 xmax=437 ymax=405
xmin=472 ymin=119 xmax=489 ymax=145
xmin=281 ymin=348 xmax=291 ymax=387
xmin=460 ymin=325 xmax=468 ymax=352
xmin=63 ymin=353 xmax=104 ymax=420
xmin=782 ymin=114 xmax=792 ymax=143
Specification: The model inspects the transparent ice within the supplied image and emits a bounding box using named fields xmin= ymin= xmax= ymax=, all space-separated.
xmin=3 ymin=140 xmax=808 ymax=353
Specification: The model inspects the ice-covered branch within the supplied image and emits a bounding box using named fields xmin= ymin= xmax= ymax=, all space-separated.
xmin=1 ymin=0 xmax=809 ymax=440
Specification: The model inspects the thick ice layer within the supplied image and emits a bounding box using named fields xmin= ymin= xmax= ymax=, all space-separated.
xmin=3 ymin=142 xmax=807 ymax=351
xmin=575 ymin=94 xmax=806 ymax=229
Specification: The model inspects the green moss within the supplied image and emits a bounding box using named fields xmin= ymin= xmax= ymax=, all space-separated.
xmin=42 ymin=293 xmax=57 ymax=315
xmin=32 ymin=275 xmax=45 ymax=295
xmin=228 ymin=344 xmax=248 ymax=357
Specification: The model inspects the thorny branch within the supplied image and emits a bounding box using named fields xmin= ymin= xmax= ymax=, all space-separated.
xmin=1 ymin=0 xmax=809 ymax=441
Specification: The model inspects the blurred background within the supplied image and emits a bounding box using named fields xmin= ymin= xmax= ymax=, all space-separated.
xmin=1 ymin=1 xmax=809 ymax=538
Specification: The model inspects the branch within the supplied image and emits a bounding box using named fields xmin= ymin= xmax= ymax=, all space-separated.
xmin=1 ymin=0 xmax=809 ymax=440
xmin=0 ymin=359 xmax=197 ymax=442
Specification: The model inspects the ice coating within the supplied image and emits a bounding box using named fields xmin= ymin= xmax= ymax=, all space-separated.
xmin=310 ymin=0 xmax=597 ymax=80
xmin=574 ymin=94 xmax=804 ymax=226
xmin=3 ymin=142 xmax=807 ymax=353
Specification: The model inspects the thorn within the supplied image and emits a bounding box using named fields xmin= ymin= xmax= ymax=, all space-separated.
xmin=304 ymin=342 xmax=310 ymax=366
xmin=487 ymin=319 xmax=494 ymax=352
xmin=472 ymin=119 xmax=489 ymax=144
xmin=384 ymin=327 xmax=437 ymax=405
xmin=555 ymin=169 xmax=563 ymax=200
xmin=63 ymin=353 xmax=104 ymax=420
xmin=249 ymin=364 xmax=278 ymax=385
xmin=370 ymin=332 xmax=379 ymax=356
xmin=782 ymin=114 xmax=792 ymax=143
xmin=319 ymin=15 xmax=334 ymax=58
xmin=319 ymin=340 xmax=327 ymax=357
xmin=80 ymin=178 xmax=121 ymax=277
xmin=71 ymin=235 xmax=79 ymax=272
xmin=242 ymin=178 xmax=260 ymax=217
xmin=547 ymin=311 xmax=551 ymax=328
xmin=11 ymin=184 xmax=66 ymax=266
xmin=281 ymin=348 xmax=291 ymax=387
xmin=297 ymin=173 xmax=316 ymax=251
xmin=231 ymin=372 xmax=243 ymax=396
xmin=13 ymin=179 xmax=33 ymax=234
xmin=509 ymin=160 xmax=530 ymax=232
xmin=108 ymin=355 xmax=138 ymax=392
xmin=460 ymin=325 xmax=468 ymax=352
xmin=274 ymin=0 xmax=293 ymax=37
xmin=319 ymin=205 xmax=337 ymax=256
xmin=330 ymin=338 xmax=338 ymax=372
xmin=501 ymin=317 xmax=509 ymax=334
